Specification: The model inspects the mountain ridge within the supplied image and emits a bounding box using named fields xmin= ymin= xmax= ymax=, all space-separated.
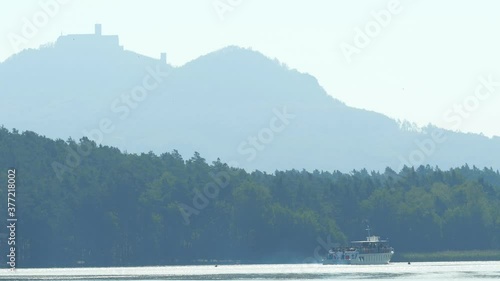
xmin=1 ymin=30 xmax=499 ymax=172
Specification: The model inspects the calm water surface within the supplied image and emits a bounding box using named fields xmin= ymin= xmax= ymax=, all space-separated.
xmin=0 ymin=261 xmax=499 ymax=280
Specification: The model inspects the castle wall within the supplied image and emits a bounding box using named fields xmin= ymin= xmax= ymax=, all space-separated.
xmin=55 ymin=34 xmax=123 ymax=52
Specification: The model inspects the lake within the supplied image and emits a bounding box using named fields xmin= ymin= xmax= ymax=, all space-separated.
xmin=1 ymin=261 xmax=499 ymax=280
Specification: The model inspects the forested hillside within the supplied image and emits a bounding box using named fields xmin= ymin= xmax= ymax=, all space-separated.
xmin=0 ymin=127 xmax=499 ymax=267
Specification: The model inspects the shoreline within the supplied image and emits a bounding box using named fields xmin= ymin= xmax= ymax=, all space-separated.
xmin=393 ymin=250 xmax=500 ymax=262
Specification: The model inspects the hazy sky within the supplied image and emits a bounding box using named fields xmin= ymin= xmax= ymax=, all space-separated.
xmin=2 ymin=0 xmax=499 ymax=137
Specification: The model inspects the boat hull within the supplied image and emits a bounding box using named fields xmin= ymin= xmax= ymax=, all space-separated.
xmin=323 ymin=251 xmax=394 ymax=265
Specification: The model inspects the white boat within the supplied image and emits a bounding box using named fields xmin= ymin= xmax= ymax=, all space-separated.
xmin=323 ymin=228 xmax=394 ymax=265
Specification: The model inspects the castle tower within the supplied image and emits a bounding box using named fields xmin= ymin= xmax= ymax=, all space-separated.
xmin=95 ymin=24 xmax=102 ymax=36
xmin=160 ymin=52 xmax=167 ymax=64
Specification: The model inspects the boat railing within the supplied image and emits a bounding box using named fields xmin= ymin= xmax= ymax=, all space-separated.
xmin=358 ymin=247 xmax=393 ymax=254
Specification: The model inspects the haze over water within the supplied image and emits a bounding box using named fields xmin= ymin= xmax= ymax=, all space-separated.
xmin=1 ymin=261 xmax=499 ymax=280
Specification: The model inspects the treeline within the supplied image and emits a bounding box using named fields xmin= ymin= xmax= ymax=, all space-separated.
xmin=0 ymin=127 xmax=499 ymax=267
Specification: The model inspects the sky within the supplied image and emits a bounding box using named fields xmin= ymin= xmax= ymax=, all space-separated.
xmin=2 ymin=0 xmax=499 ymax=137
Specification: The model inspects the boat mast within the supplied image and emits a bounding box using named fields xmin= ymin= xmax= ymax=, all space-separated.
xmin=366 ymin=225 xmax=371 ymax=238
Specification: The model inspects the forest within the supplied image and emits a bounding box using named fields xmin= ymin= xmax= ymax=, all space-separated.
xmin=0 ymin=127 xmax=499 ymax=267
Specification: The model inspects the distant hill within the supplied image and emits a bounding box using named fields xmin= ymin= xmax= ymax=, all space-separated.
xmin=1 ymin=27 xmax=499 ymax=172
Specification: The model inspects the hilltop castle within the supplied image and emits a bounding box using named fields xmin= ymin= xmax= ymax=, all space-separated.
xmin=55 ymin=24 xmax=167 ymax=64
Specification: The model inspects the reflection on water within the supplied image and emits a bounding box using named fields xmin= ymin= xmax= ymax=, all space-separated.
xmin=0 ymin=261 xmax=499 ymax=281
